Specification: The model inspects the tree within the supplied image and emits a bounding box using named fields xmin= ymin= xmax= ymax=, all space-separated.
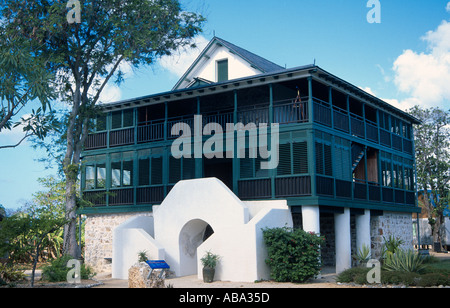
xmin=1 ymin=0 xmax=205 ymax=258
xmin=409 ymin=106 xmax=450 ymax=251
xmin=0 ymin=29 xmax=58 ymax=149
xmin=0 ymin=198 xmax=67 ymax=287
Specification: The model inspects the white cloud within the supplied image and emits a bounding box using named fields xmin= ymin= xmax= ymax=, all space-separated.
xmin=359 ymin=86 xmax=376 ymax=96
xmin=392 ymin=20 xmax=450 ymax=111
xmin=446 ymin=2 xmax=450 ymax=12
xmin=94 ymin=61 xmax=134 ymax=104
xmin=159 ymin=35 xmax=209 ymax=78
xmin=99 ymin=83 xmax=123 ymax=103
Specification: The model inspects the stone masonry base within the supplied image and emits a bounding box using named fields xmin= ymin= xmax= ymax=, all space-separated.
xmin=84 ymin=210 xmax=413 ymax=274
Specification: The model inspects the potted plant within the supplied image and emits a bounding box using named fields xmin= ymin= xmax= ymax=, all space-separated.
xmin=201 ymin=251 xmax=220 ymax=283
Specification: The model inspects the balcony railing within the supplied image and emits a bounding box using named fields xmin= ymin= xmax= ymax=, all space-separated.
xmin=274 ymin=98 xmax=308 ymax=124
xmin=85 ymin=96 xmax=415 ymax=158
xmin=315 ymin=176 xmax=415 ymax=206
xmin=312 ymin=99 xmax=413 ymax=155
xmin=138 ymin=120 xmax=164 ymax=143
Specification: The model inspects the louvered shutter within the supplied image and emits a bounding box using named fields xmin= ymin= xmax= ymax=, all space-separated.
xmin=240 ymin=158 xmax=254 ymax=179
xmin=169 ymin=156 xmax=181 ymax=184
xmin=315 ymin=142 xmax=324 ymax=175
xmin=151 ymin=157 xmax=163 ymax=185
xmin=293 ymin=142 xmax=308 ymax=174
xmin=183 ymin=158 xmax=196 ymax=180
xmin=277 ymin=143 xmax=291 ymax=176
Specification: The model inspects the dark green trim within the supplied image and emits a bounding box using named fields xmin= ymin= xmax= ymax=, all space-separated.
xmin=287 ymin=196 xmax=421 ymax=213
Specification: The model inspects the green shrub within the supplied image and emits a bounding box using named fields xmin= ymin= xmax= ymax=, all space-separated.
xmin=383 ymin=249 xmax=426 ymax=273
xmin=263 ymin=227 xmax=325 ymax=283
xmin=336 ymin=267 xmax=370 ymax=284
xmin=0 ymin=263 xmax=26 ymax=285
xmin=42 ymin=255 xmax=95 ymax=282
xmin=380 ymin=270 xmax=419 ymax=286
xmin=416 ymin=273 xmax=450 ymax=287
xmin=422 ymin=259 xmax=450 ymax=275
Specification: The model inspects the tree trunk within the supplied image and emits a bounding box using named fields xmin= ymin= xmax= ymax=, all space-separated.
xmin=63 ymin=169 xmax=81 ymax=259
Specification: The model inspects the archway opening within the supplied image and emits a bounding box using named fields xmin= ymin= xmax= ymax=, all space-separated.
xmin=178 ymin=219 xmax=215 ymax=276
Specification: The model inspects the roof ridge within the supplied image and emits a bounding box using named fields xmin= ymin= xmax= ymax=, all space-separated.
xmin=213 ymin=36 xmax=285 ymax=73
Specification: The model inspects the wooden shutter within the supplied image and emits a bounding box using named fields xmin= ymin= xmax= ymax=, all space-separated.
xmin=277 ymin=143 xmax=292 ymax=176
xmin=293 ymin=142 xmax=308 ymax=174
xmin=183 ymin=158 xmax=196 ymax=180
xmin=217 ymin=59 xmax=229 ymax=82
xmin=111 ymin=111 xmax=122 ymax=129
xmin=315 ymin=142 xmax=324 ymax=175
xmin=139 ymin=158 xmax=150 ymax=186
xmin=151 ymin=156 xmax=163 ymax=185
xmin=169 ymin=156 xmax=181 ymax=184
xmin=240 ymin=158 xmax=254 ymax=179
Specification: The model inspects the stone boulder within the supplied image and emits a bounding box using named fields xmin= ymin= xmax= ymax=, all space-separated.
xmin=128 ymin=262 xmax=166 ymax=288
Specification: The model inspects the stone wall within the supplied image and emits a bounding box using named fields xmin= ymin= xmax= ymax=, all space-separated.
xmin=294 ymin=210 xmax=414 ymax=265
xmin=84 ymin=210 xmax=414 ymax=274
xmin=370 ymin=211 xmax=413 ymax=259
xmin=84 ymin=212 xmax=152 ymax=274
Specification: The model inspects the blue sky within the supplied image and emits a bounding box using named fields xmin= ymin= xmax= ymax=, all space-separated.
xmin=1 ymin=0 xmax=450 ymax=211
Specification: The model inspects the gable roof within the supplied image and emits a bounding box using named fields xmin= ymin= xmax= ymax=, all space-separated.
xmin=214 ymin=37 xmax=285 ymax=73
xmin=172 ymin=36 xmax=285 ymax=90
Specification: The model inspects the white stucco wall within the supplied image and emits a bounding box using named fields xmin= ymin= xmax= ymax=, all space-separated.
xmin=112 ymin=178 xmax=293 ymax=282
xmin=112 ymin=216 xmax=165 ymax=279
xmin=178 ymin=44 xmax=263 ymax=89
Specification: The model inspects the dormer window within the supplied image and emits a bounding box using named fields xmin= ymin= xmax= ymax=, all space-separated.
xmin=217 ymin=59 xmax=229 ymax=82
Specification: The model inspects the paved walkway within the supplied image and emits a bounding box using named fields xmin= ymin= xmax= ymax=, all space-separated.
xmin=92 ymin=267 xmax=341 ymax=288
xmin=93 ymin=252 xmax=450 ymax=288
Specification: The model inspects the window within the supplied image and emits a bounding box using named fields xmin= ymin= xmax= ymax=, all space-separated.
xmin=169 ymin=156 xmax=196 ymax=184
xmin=83 ymin=155 xmax=106 ymax=190
xmin=404 ymin=166 xmax=414 ymax=191
xmin=85 ymin=166 xmax=95 ymax=190
xmin=96 ymin=114 xmax=107 ymax=131
xmin=111 ymin=109 xmax=134 ymax=129
xmin=380 ymin=152 xmax=392 ymax=187
xmin=276 ymin=141 xmax=308 ymax=176
xmin=217 ymin=59 xmax=228 ymax=82
xmin=151 ymin=156 xmax=163 ymax=185
xmin=334 ymin=137 xmax=351 ymax=181
xmin=277 ymin=143 xmax=291 ymax=176
xmin=111 ymin=152 xmax=134 ymax=188
xmin=380 ymin=111 xmax=390 ymax=131
xmin=316 ymin=142 xmax=332 ymax=176
xmin=169 ymin=156 xmax=181 ymax=184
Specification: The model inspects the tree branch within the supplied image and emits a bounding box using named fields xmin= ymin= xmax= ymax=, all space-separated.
xmin=0 ymin=132 xmax=34 ymax=150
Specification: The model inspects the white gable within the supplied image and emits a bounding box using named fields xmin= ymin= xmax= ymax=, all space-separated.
xmin=173 ymin=38 xmax=284 ymax=90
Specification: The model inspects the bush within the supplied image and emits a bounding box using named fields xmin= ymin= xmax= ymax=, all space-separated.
xmin=416 ymin=273 xmax=450 ymax=287
xmin=380 ymin=270 xmax=419 ymax=286
xmin=336 ymin=267 xmax=370 ymax=284
xmin=383 ymin=249 xmax=426 ymax=273
xmin=42 ymin=255 xmax=95 ymax=282
xmin=0 ymin=263 xmax=26 ymax=286
xmin=263 ymin=227 xmax=325 ymax=283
